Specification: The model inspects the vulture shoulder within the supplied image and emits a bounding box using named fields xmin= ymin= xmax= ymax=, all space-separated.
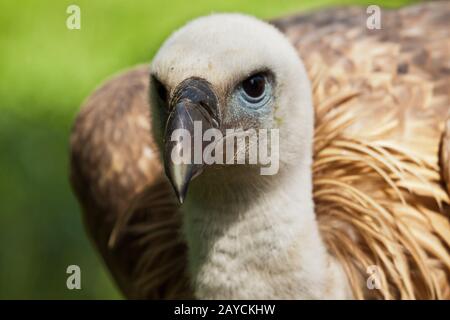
xmin=70 ymin=2 xmax=450 ymax=299
xmin=70 ymin=67 xmax=189 ymax=298
xmin=276 ymin=3 xmax=450 ymax=299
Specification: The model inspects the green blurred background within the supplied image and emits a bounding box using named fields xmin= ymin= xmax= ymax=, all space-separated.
xmin=0 ymin=0 xmax=415 ymax=299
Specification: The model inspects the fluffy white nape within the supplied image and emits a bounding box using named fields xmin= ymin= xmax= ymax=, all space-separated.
xmin=183 ymin=165 xmax=350 ymax=299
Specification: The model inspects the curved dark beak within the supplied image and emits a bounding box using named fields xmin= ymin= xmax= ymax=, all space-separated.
xmin=163 ymin=77 xmax=219 ymax=204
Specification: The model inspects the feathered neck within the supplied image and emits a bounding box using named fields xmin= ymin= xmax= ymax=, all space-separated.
xmin=181 ymin=163 xmax=351 ymax=299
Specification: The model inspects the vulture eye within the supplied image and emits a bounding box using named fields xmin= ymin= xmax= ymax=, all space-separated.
xmin=242 ymin=73 xmax=266 ymax=99
xmin=237 ymin=72 xmax=272 ymax=108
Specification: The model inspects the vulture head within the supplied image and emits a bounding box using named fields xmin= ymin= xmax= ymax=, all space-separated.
xmin=149 ymin=14 xmax=313 ymax=205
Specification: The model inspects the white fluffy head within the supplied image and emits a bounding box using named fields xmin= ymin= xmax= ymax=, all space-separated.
xmin=150 ymin=13 xmax=313 ymax=177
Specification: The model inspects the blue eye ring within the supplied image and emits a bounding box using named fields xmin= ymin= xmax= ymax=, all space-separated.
xmin=237 ymin=73 xmax=272 ymax=109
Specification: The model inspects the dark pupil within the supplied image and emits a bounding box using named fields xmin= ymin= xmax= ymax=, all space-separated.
xmin=242 ymin=74 xmax=265 ymax=98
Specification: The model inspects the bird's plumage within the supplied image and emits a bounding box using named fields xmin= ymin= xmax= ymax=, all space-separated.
xmin=70 ymin=2 xmax=450 ymax=299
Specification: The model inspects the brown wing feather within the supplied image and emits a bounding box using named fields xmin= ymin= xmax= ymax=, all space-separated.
xmin=71 ymin=2 xmax=450 ymax=299
xmin=275 ymin=2 xmax=450 ymax=299
xmin=70 ymin=66 xmax=190 ymax=298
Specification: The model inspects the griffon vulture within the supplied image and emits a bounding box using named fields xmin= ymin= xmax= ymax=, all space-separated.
xmin=70 ymin=2 xmax=450 ymax=299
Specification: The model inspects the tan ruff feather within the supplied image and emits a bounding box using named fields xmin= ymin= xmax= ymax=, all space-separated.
xmin=309 ymin=44 xmax=450 ymax=299
xmin=70 ymin=3 xmax=450 ymax=299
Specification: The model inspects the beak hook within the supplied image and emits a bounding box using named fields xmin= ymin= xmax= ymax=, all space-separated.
xmin=163 ymin=77 xmax=219 ymax=204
